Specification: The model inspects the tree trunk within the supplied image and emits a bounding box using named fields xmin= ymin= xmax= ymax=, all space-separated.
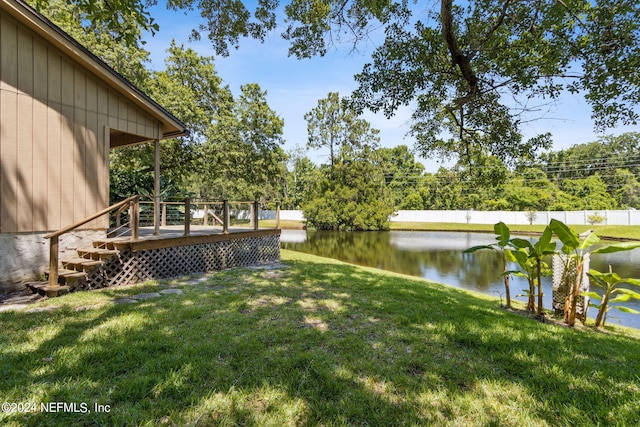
xmin=536 ymin=258 xmax=544 ymax=316
xmin=567 ymin=262 xmax=583 ymax=326
xmin=503 ymin=255 xmax=511 ymax=308
xmin=594 ymin=294 xmax=609 ymax=328
xmin=441 ymin=0 xmax=479 ymax=103
xmin=528 ymin=278 xmax=536 ymax=312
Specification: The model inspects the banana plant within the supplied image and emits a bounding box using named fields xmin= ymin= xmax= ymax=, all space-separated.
xmin=464 ymin=222 xmax=512 ymax=308
xmin=507 ymin=225 xmax=556 ymax=316
xmin=549 ymin=219 xmax=640 ymax=326
xmin=585 ymin=269 xmax=640 ymax=328
xmin=504 ymin=248 xmax=537 ymax=312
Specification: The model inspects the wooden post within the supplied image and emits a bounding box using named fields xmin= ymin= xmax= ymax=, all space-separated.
xmin=223 ymin=199 xmax=229 ymax=234
xmin=253 ymin=200 xmax=260 ymax=230
xmin=203 ymin=203 xmax=209 ymax=226
xmin=276 ymin=201 xmax=281 ymax=229
xmin=184 ymin=197 xmax=191 ymax=236
xmin=131 ymin=197 xmax=139 ymax=240
xmin=49 ymin=236 xmax=59 ymax=287
xmin=161 ymin=203 xmax=167 ymax=226
xmin=154 ymin=139 xmax=161 ymax=235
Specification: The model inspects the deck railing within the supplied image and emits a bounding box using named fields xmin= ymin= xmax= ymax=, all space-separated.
xmin=44 ymin=195 xmax=141 ymax=288
xmin=45 ymin=196 xmax=280 ymax=288
xmin=137 ymin=199 xmax=281 ymax=235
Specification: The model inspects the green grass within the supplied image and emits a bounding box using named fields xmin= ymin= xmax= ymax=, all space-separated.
xmin=390 ymin=222 xmax=640 ymax=240
xmin=2 ymin=250 xmax=640 ymax=426
xmin=264 ymin=218 xmax=640 ymax=240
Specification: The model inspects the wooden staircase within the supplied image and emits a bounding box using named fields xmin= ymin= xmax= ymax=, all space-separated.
xmin=30 ymin=243 xmax=121 ymax=297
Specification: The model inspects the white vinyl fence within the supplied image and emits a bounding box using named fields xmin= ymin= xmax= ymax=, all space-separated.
xmin=261 ymin=209 xmax=640 ymax=226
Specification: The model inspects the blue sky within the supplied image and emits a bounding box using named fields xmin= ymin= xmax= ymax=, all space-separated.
xmin=142 ymin=3 xmax=637 ymax=171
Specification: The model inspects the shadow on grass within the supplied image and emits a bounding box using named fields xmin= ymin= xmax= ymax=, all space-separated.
xmin=1 ymin=255 xmax=639 ymax=426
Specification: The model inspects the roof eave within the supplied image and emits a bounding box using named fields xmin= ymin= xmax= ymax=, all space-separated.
xmin=3 ymin=0 xmax=189 ymax=139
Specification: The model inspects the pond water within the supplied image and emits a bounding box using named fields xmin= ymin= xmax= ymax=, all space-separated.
xmin=281 ymin=230 xmax=640 ymax=330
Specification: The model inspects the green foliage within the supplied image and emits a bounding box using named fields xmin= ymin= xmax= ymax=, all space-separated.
xmin=587 ymin=270 xmax=640 ymax=328
xmin=282 ymin=149 xmax=318 ymax=209
xmin=31 ymin=0 xmax=158 ymax=48
xmin=507 ymin=227 xmax=556 ymax=315
xmin=43 ymin=1 xmax=640 ymax=169
xmin=562 ymin=176 xmax=618 ymax=210
xmin=463 ymin=221 xmax=513 ymax=308
xmin=197 ymin=83 xmax=287 ymax=200
xmin=302 ymin=159 xmax=395 ymax=231
xmin=374 ymin=145 xmax=425 ymax=209
xmin=549 ymin=219 xmax=640 ymax=326
xmin=304 ymin=92 xmax=380 ymax=168
xmin=587 ymin=212 xmax=606 ymax=225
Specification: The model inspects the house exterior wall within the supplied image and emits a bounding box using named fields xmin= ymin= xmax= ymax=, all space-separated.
xmin=0 ymin=229 xmax=105 ymax=292
xmin=0 ymin=9 xmax=162 ymax=235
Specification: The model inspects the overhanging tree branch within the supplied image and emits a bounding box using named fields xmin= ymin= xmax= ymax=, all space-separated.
xmin=441 ymin=0 xmax=479 ymax=106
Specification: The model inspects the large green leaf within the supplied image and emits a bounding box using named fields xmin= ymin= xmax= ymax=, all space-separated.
xmin=508 ymin=250 xmax=529 ymax=268
xmin=610 ymin=294 xmax=633 ymax=304
xmin=614 ymin=306 xmax=640 ymax=314
xmin=582 ymin=291 xmax=602 ymax=300
xmin=549 ymin=219 xmax=579 ymax=250
xmin=463 ymin=245 xmax=494 ymax=253
xmin=578 ymin=232 xmax=600 ymax=251
xmin=616 ymin=288 xmax=640 ymax=298
xmin=588 ymin=270 xmax=621 ymax=285
xmin=494 ymin=222 xmax=510 ymax=246
xmin=510 ymin=238 xmax=533 ymax=251
xmin=534 ymin=226 xmax=556 ymax=255
xmin=592 ymin=242 xmax=640 ymax=254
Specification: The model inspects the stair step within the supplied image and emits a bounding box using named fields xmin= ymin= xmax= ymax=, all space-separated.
xmin=92 ymin=240 xmax=118 ymax=250
xmin=62 ymin=258 xmax=103 ymax=271
xmin=59 ymin=269 xmax=88 ymax=278
xmin=26 ymin=282 xmax=48 ymax=293
xmin=43 ymin=285 xmax=70 ymax=297
xmin=44 ymin=269 xmax=87 ymax=282
xmin=93 ymin=239 xmax=131 ymax=251
xmin=26 ymin=282 xmax=70 ymax=297
xmin=77 ymin=247 xmax=119 ymax=260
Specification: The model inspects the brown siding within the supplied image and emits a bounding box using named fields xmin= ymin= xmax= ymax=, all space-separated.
xmin=0 ymin=10 xmax=163 ymax=233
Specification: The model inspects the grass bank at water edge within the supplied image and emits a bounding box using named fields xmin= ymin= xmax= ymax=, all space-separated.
xmin=1 ymin=250 xmax=639 ymax=426
xmin=261 ymin=219 xmax=640 ymax=241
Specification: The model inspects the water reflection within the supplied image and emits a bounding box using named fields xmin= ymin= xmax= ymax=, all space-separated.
xmin=281 ymin=230 xmax=640 ymax=329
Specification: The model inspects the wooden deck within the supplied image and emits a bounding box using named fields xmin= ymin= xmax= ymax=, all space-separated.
xmin=52 ymin=226 xmax=282 ymax=290
xmin=104 ymin=226 xmax=281 ymax=252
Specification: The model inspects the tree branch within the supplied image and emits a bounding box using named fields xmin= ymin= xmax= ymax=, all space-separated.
xmin=556 ymin=0 xmax=586 ymax=27
xmin=441 ymin=0 xmax=479 ymax=106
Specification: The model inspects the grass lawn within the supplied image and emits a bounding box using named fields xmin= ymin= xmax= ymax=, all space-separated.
xmin=261 ymin=219 xmax=640 ymax=240
xmin=2 ymin=250 xmax=640 ymax=426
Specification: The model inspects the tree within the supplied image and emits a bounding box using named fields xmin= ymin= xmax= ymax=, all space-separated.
xmin=542 ymin=133 xmax=640 ymax=187
xmin=561 ymin=175 xmax=618 ymax=210
xmin=111 ymin=42 xmax=232 ymax=201
xmin=32 ymin=0 xmax=153 ymax=87
xmin=587 ymin=269 xmax=640 ymax=328
xmin=373 ymin=145 xmax=425 ymax=209
xmin=44 ymin=1 xmax=640 ymax=167
xmin=31 ymin=0 xmax=159 ymax=48
xmin=550 ymin=220 xmax=640 ymax=326
xmin=199 ymin=84 xmax=287 ymax=200
xmin=283 ymin=148 xmax=317 ymax=209
xmin=612 ymin=169 xmax=640 ymax=209
xmin=304 ymin=92 xmax=380 ymax=168
xmin=302 ymin=153 xmax=395 ymax=231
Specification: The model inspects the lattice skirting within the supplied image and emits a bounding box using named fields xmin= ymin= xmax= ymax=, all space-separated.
xmin=87 ymin=234 xmax=280 ymax=288
xmin=551 ymin=253 xmax=590 ymax=321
